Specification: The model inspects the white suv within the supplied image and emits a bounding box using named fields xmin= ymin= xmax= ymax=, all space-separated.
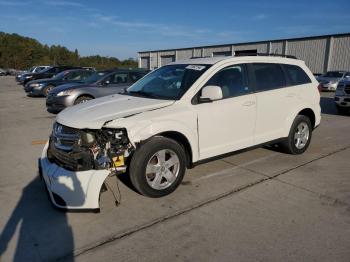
xmin=39 ymin=56 xmax=321 ymax=210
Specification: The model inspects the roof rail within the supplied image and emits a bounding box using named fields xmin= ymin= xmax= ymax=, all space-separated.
xmin=235 ymin=52 xmax=297 ymax=59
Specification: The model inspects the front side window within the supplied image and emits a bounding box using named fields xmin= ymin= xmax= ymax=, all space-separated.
xmin=126 ymin=64 xmax=211 ymax=100
xmin=45 ymin=67 xmax=58 ymax=74
xmin=53 ymin=70 xmax=70 ymax=79
xmin=111 ymin=73 xmax=128 ymax=84
xmin=66 ymin=71 xmax=82 ymax=80
xmin=81 ymin=71 xmax=94 ymax=80
xmin=203 ymin=64 xmax=249 ymax=98
xmin=84 ymin=71 xmax=108 ymax=84
xmin=251 ymin=63 xmax=286 ymax=91
xmin=283 ymin=64 xmax=311 ymax=85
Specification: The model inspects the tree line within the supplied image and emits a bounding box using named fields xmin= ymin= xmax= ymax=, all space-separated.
xmin=0 ymin=32 xmax=137 ymax=70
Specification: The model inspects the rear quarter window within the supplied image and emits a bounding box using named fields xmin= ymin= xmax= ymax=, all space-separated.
xmin=283 ymin=64 xmax=311 ymax=85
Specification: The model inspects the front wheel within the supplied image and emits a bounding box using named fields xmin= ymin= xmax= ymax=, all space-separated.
xmin=129 ymin=136 xmax=187 ymax=197
xmin=74 ymin=96 xmax=93 ymax=105
xmin=280 ymin=115 xmax=312 ymax=155
xmin=43 ymin=85 xmax=54 ymax=97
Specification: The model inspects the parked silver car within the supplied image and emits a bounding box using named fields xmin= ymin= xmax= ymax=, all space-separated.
xmin=46 ymin=69 xmax=148 ymax=113
xmin=317 ymin=71 xmax=350 ymax=91
xmin=334 ymin=79 xmax=350 ymax=114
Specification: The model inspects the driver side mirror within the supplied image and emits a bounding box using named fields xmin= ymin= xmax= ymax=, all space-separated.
xmin=199 ymin=85 xmax=223 ymax=103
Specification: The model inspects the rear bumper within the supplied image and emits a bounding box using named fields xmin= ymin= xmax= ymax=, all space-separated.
xmin=39 ymin=143 xmax=110 ymax=210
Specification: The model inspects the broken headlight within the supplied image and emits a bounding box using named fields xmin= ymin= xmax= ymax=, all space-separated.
xmin=91 ymin=128 xmax=132 ymax=170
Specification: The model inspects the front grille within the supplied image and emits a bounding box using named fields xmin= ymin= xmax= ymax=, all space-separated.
xmin=48 ymin=123 xmax=94 ymax=171
xmin=52 ymin=123 xmax=80 ymax=151
xmin=47 ymin=140 xmax=93 ymax=171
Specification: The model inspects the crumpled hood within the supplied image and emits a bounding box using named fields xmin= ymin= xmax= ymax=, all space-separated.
xmin=56 ymin=94 xmax=175 ymax=129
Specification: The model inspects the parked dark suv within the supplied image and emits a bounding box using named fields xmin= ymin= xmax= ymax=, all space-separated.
xmin=24 ymin=69 xmax=95 ymax=96
xmin=21 ymin=65 xmax=81 ymax=85
xmin=46 ymin=69 xmax=148 ymax=113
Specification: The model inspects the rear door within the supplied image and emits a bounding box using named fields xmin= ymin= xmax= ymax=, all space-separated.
xmin=249 ymin=63 xmax=295 ymax=144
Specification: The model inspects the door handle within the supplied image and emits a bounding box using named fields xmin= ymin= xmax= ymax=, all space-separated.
xmin=242 ymin=101 xmax=255 ymax=106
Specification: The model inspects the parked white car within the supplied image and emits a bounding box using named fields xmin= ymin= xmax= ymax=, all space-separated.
xmin=39 ymin=55 xmax=321 ymax=210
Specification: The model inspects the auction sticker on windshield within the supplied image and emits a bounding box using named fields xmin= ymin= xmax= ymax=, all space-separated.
xmin=186 ymin=65 xmax=206 ymax=71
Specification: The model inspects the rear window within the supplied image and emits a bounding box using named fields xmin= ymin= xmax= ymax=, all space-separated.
xmin=283 ymin=64 xmax=311 ymax=85
xmin=251 ymin=63 xmax=286 ymax=91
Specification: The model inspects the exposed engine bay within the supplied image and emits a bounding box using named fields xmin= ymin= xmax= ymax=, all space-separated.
xmin=47 ymin=122 xmax=134 ymax=172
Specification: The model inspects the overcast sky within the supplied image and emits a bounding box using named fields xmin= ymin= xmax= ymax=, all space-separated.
xmin=0 ymin=0 xmax=349 ymax=59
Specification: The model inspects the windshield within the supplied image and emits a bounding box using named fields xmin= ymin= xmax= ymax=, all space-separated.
xmin=83 ymin=71 xmax=110 ymax=84
xmin=323 ymin=71 xmax=344 ymax=78
xmin=126 ymin=64 xmax=210 ymax=100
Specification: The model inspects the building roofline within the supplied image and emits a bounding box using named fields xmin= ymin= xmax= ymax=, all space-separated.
xmin=138 ymin=32 xmax=350 ymax=54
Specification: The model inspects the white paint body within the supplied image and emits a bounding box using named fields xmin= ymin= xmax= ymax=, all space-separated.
xmin=40 ymin=143 xmax=109 ymax=209
xmin=41 ymin=56 xmax=321 ymax=209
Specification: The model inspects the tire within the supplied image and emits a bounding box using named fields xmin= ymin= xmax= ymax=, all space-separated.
xmin=280 ymin=115 xmax=312 ymax=155
xmin=74 ymin=96 xmax=93 ymax=105
xmin=129 ymin=136 xmax=187 ymax=197
xmin=43 ymin=85 xmax=54 ymax=97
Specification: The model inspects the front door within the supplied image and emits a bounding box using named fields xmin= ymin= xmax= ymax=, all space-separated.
xmin=195 ymin=64 xmax=257 ymax=160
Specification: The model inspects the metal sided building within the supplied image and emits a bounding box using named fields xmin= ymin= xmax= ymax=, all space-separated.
xmin=138 ymin=33 xmax=350 ymax=74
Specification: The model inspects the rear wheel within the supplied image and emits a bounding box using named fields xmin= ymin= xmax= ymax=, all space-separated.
xmin=280 ymin=115 xmax=312 ymax=155
xmin=74 ymin=96 xmax=93 ymax=105
xmin=129 ymin=136 xmax=186 ymax=197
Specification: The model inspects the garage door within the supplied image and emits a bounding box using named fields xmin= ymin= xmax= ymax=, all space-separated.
xmin=141 ymin=57 xmax=150 ymax=69
xmin=212 ymin=51 xmax=232 ymax=57
xmin=234 ymin=49 xmax=257 ymax=56
xmin=161 ymin=55 xmax=175 ymax=66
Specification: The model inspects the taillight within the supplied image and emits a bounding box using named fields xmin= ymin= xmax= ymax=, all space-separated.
xmin=317 ymin=83 xmax=322 ymax=93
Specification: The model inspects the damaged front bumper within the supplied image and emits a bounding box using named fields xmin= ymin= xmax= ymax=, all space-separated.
xmin=39 ymin=142 xmax=110 ymax=211
xmin=39 ymin=122 xmax=133 ymax=211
